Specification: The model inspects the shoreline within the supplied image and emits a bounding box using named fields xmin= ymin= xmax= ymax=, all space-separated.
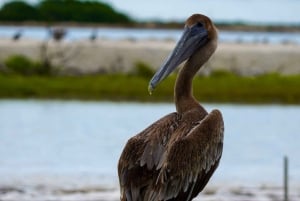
xmin=0 ymin=38 xmax=300 ymax=76
xmin=1 ymin=21 xmax=300 ymax=32
xmin=0 ymin=182 xmax=299 ymax=201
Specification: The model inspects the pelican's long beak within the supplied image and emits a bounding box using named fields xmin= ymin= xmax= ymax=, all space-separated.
xmin=148 ymin=23 xmax=208 ymax=94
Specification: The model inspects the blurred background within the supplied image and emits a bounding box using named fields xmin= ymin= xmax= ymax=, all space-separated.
xmin=0 ymin=0 xmax=299 ymax=201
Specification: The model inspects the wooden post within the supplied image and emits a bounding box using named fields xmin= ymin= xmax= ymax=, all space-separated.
xmin=284 ymin=156 xmax=288 ymax=201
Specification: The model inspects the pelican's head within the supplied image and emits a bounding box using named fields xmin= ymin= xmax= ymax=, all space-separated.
xmin=148 ymin=14 xmax=217 ymax=94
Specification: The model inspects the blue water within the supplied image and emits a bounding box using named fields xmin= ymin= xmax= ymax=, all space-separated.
xmin=0 ymin=25 xmax=300 ymax=44
xmin=0 ymin=100 xmax=300 ymax=189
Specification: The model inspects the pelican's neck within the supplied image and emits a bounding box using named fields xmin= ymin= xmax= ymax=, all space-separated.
xmin=174 ymin=39 xmax=217 ymax=114
xmin=174 ymin=59 xmax=198 ymax=113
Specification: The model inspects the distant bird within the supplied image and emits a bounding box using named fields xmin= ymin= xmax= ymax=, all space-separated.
xmin=118 ymin=14 xmax=224 ymax=201
xmin=49 ymin=27 xmax=67 ymax=41
xmin=89 ymin=29 xmax=98 ymax=41
xmin=12 ymin=30 xmax=22 ymax=41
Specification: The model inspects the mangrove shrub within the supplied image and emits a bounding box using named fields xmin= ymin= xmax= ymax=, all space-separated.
xmin=0 ymin=0 xmax=133 ymax=23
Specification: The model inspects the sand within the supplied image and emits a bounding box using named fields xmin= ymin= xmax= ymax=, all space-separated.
xmin=0 ymin=38 xmax=300 ymax=75
xmin=1 ymin=184 xmax=299 ymax=201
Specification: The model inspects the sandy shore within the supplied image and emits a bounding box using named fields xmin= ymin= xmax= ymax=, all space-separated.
xmin=0 ymin=38 xmax=300 ymax=75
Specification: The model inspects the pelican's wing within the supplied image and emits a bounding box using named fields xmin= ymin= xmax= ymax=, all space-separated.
xmin=118 ymin=112 xmax=180 ymax=201
xmin=153 ymin=109 xmax=224 ymax=201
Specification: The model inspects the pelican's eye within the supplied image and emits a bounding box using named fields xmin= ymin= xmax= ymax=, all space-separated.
xmin=196 ymin=22 xmax=204 ymax=28
xmin=190 ymin=22 xmax=205 ymax=37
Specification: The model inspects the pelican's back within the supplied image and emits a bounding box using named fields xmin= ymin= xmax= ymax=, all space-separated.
xmin=118 ymin=108 xmax=224 ymax=201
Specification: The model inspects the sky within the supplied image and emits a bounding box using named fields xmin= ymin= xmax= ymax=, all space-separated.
xmin=1 ymin=0 xmax=300 ymax=24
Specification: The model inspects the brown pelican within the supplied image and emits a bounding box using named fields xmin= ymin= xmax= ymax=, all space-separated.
xmin=118 ymin=14 xmax=224 ymax=201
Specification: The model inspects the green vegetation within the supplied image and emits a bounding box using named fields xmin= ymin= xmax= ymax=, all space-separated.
xmin=0 ymin=1 xmax=38 ymax=21
xmin=1 ymin=55 xmax=299 ymax=104
xmin=0 ymin=72 xmax=299 ymax=104
xmin=0 ymin=0 xmax=133 ymax=24
xmin=4 ymin=55 xmax=52 ymax=75
xmin=132 ymin=61 xmax=154 ymax=78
